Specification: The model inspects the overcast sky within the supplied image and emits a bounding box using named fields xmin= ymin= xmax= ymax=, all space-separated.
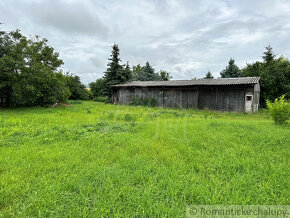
xmin=1 ymin=0 xmax=290 ymax=84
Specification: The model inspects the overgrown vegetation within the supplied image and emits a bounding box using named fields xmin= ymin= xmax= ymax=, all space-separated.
xmin=266 ymin=95 xmax=290 ymax=124
xmin=0 ymin=101 xmax=289 ymax=216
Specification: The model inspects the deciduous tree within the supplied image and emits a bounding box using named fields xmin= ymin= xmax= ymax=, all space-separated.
xmin=0 ymin=28 xmax=70 ymax=106
xmin=89 ymin=78 xmax=107 ymax=97
xmin=242 ymin=46 xmax=290 ymax=106
xmin=66 ymin=74 xmax=89 ymax=100
xmin=159 ymin=70 xmax=172 ymax=81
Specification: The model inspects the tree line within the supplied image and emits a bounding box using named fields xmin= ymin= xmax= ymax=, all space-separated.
xmin=1 ymin=27 xmax=289 ymax=107
xmin=203 ymin=45 xmax=290 ymax=106
xmin=0 ymin=28 xmax=90 ymax=106
xmin=89 ymin=44 xmax=172 ymax=98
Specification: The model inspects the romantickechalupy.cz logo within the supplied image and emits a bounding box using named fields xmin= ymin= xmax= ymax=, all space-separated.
xmin=186 ymin=205 xmax=289 ymax=217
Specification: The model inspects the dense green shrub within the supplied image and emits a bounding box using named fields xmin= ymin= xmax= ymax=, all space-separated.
xmin=89 ymin=78 xmax=107 ymax=98
xmin=65 ymin=74 xmax=90 ymax=100
xmin=0 ymin=29 xmax=72 ymax=106
xmin=266 ymin=95 xmax=290 ymax=124
xmin=130 ymin=97 xmax=157 ymax=107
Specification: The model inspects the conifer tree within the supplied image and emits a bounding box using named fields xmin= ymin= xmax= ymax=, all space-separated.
xmin=136 ymin=61 xmax=160 ymax=81
xmin=220 ymin=58 xmax=241 ymax=78
xmin=204 ymin=71 xmax=214 ymax=79
xmin=103 ymin=44 xmax=130 ymax=96
xmin=262 ymin=44 xmax=276 ymax=64
xmin=123 ymin=61 xmax=132 ymax=81
xmin=132 ymin=64 xmax=144 ymax=80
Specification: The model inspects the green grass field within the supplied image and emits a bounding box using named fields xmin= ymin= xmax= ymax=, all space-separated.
xmin=0 ymin=101 xmax=289 ymax=217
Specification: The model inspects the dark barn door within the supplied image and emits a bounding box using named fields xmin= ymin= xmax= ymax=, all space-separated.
xmin=0 ymin=97 xmax=7 ymax=107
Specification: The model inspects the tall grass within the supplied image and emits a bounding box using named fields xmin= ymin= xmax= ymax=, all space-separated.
xmin=0 ymin=101 xmax=289 ymax=217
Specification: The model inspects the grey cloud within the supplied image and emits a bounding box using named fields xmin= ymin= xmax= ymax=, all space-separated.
xmin=27 ymin=0 xmax=108 ymax=37
xmin=0 ymin=0 xmax=290 ymax=83
xmin=90 ymin=57 xmax=106 ymax=68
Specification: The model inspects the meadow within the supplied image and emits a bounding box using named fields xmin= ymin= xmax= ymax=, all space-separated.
xmin=0 ymin=101 xmax=289 ymax=217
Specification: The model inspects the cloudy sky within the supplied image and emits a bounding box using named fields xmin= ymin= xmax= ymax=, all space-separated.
xmin=1 ymin=0 xmax=290 ymax=84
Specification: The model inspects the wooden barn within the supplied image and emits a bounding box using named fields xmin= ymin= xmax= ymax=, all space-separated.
xmin=111 ymin=77 xmax=260 ymax=112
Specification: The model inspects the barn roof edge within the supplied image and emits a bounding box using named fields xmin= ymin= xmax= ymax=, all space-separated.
xmin=111 ymin=77 xmax=260 ymax=88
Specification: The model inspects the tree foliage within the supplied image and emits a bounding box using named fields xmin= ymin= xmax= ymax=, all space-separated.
xmin=91 ymin=45 xmax=173 ymax=98
xmin=204 ymin=71 xmax=214 ymax=79
xmin=66 ymin=74 xmax=90 ymax=100
xmin=132 ymin=62 xmax=172 ymax=81
xmin=103 ymin=44 xmax=131 ymax=96
xmin=132 ymin=64 xmax=144 ymax=80
xmin=90 ymin=44 xmax=132 ymax=98
xmin=0 ymin=27 xmax=89 ymax=106
xmin=263 ymin=44 xmax=276 ymax=64
xmin=124 ymin=61 xmax=132 ymax=81
xmin=220 ymin=58 xmax=242 ymax=78
xmin=159 ymin=70 xmax=172 ymax=81
xmin=134 ymin=62 xmax=160 ymax=81
xmin=0 ymin=29 xmax=71 ymax=106
xmin=89 ymin=78 xmax=107 ymax=98
xmin=242 ymin=46 xmax=290 ymax=106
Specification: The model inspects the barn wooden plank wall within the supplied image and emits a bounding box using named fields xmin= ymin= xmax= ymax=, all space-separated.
xmin=111 ymin=77 xmax=260 ymax=112
xmin=112 ymin=84 xmax=259 ymax=112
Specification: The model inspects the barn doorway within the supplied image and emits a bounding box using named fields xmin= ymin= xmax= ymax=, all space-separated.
xmin=245 ymin=95 xmax=253 ymax=112
xmin=0 ymin=97 xmax=7 ymax=107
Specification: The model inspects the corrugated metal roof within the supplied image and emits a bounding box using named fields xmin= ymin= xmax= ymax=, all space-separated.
xmin=111 ymin=77 xmax=260 ymax=87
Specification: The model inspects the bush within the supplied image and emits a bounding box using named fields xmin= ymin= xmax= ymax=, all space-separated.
xmin=266 ymin=95 xmax=290 ymax=124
